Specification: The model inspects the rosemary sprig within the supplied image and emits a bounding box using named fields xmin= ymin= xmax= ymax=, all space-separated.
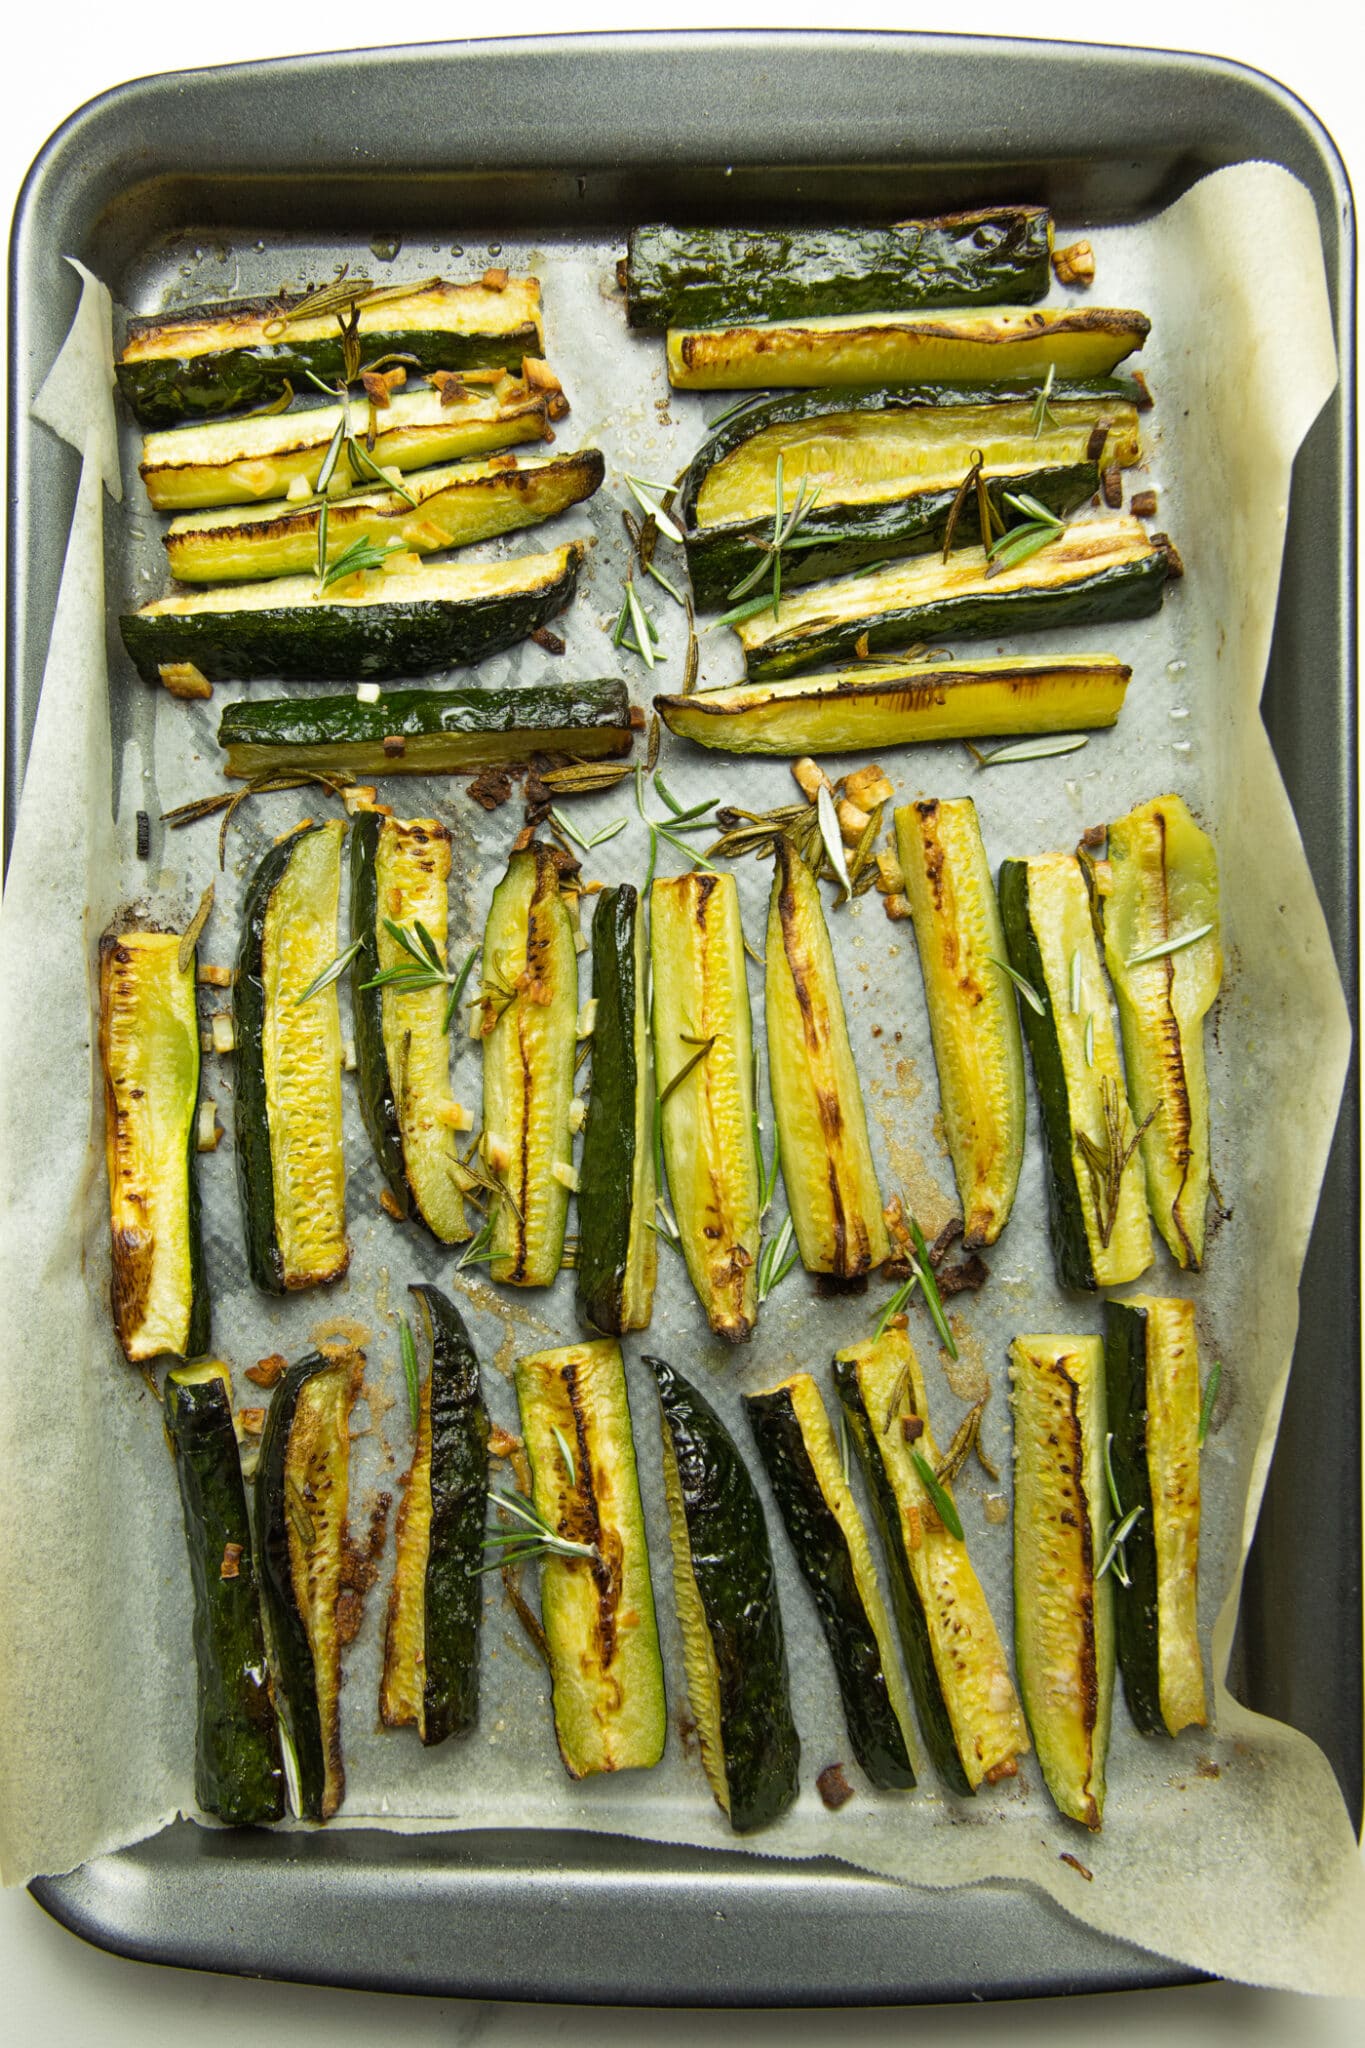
xmin=934 ymin=1396 xmax=989 ymax=1488
xmin=1030 ymin=361 xmax=1057 ymax=439
xmin=550 ymin=807 xmax=627 ymax=854
xmin=361 ymin=927 xmax=480 ymax=1035
xmin=985 ymin=493 xmax=1068 ymax=579
xmin=718 ymin=452 xmax=824 ymax=622
xmin=756 ymin=1214 xmax=799 ymax=1303
xmin=1197 ymin=1360 xmax=1223 ymax=1447
xmin=399 ymin=1316 xmax=420 ymax=1430
xmin=472 ymin=1488 xmax=599 ymax=1576
xmin=649 ymin=1198 xmax=684 ymax=1255
xmin=296 ymin=936 xmax=363 ymax=1006
xmin=537 ymin=760 xmax=634 ymax=797
xmin=941 ymin=448 xmax=1000 ymax=563
xmin=911 ymin=1448 xmax=965 ymax=1542
xmin=162 ymin=767 xmax=355 ymax=869
xmin=316 ymin=533 xmax=408 ymax=593
xmin=659 ymin=1032 xmax=716 ymax=1106
xmin=457 ymin=1210 xmax=497 ymax=1269
xmin=875 ymin=1272 xmax=920 ymax=1345
xmin=623 ymin=474 xmax=685 ymax=545
xmin=552 ymin=1424 xmax=578 ymax=1490
xmin=985 ymin=953 xmax=1045 ymax=1016
xmin=1074 ymin=1077 xmax=1157 ymax=1248
xmin=1125 ymin=922 xmax=1215 ymax=967
xmin=909 ymin=1215 xmax=959 ymax=1361
xmin=964 ymin=733 xmax=1091 ymax=767
xmin=1098 ymin=1431 xmax=1143 ymax=1586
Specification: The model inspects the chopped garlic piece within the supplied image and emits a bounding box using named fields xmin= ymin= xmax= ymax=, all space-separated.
xmin=568 ymin=1097 xmax=587 ymax=1134
xmin=195 ymin=1100 xmax=222 ymax=1152
xmin=210 ymin=1012 xmax=236 ymax=1054
xmin=576 ymin=999 xmax=598 ymax=1039
xmin=552 ymin=1161 xmax=580 ymax=1192
xmin=437 ymin=1100 xmax=474 ymax=1132
xmin=356 ymin=682 xmax=382 ymax=704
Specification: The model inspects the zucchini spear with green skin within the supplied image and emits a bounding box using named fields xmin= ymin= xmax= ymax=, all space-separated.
xmin=256 ymin=1349 xmax=360 ymax=1821
xmin=646 ymin=1354 xmax=799 ymax=1830
xmin=1103 ymin=1297 xmax=1207 ymax=1738
xmin=380 ymin=1286 xmax=490 ymax=1745
xmin=745 ymin=1372 xmax=917 ymax=1789
xmin=651 ymin=871 xmax=762 ymax=1343
xmin=765 ymin=839 xmax=889 ymax=1281
xmin=218 ymin=679 xmax=635 ymax=782
xmin=514 ymin=1340 xmax=666 ymax=1779
xmin=677 ymin=381 xmax=1139 ymax=609
xmin=1009 ymin=1334 xmax=1114 ymax=1830
xmin=139 ymin=379 xmax=552 ymax=512
xmin=734 ymin=518 xmax=1173 ymax=681
xmin=1088 ymin=795 xmax=1222 ymax=1269
xmin=834 ymin=1332 xmax=1029 ymax=1795
xmin=654 ymin=655 xmax=1130 ymax=757
xmin=576 ymin=886 xmax=657 ymax=1335
xmin=118 ymin=275 xmax=545 ymax=428
xmin=165 ymin=1363 xmax=285 ymax=1825
xmin=164 ymin=448 xmax=605 ymax=584
xmin=121 ymin=544 xmax=585 ymax=686
xmin=999 ymin=851 xmax=1152 ymax=1291
xmin=626 ymin=209 xmax=1055 ymax=329
xmin=234 ymin=820 xmax=349 ymax=1295
xmin=479 ymin=842 xmax=579 ymax=1287
xmin=895 ymin=799 xmax=1025 ymax=1248
xmin=667 ymin=304 xmax=1150 ymax=391
xmin=99 ymin=928 xmax=209 ymax=1362
xmin=349 ymin=811 xmax=475 ymax=1243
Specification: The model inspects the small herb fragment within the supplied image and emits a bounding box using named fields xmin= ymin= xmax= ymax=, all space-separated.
xmin=399 ymin=1316 xmax=420 ymax=1430
xmin=985 ymin=953 xmax=1045 ymax=1017
xmin=473 ymin=1488 xmax=599 ymax=1575
xmin=1074 ymin=1076 xmax=1157 ymax=1249
xmin=965 ymin=733 xmax=1091 ymax=768
xmin=910 ymin=1449 xmax=965 ymax=1542
xmin=1197 ymin=1359 xmax=1223 ymax=1447
xmin=1125 ymin=922 xmax=1215 ymax=967
xmin=296 ymin=936 xmax=363 ymax=1006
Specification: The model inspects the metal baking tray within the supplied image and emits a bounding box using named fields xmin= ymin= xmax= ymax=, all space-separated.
xmin=7 ymin=28 xmax=1358 ymax=2005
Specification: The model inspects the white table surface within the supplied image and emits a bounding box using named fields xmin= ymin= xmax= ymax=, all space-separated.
xmin=2 ymin=1 xmax=1360 ymax=2034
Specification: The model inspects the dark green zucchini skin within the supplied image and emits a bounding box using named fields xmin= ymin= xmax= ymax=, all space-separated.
xmin=645 ymin=1355 xmax=800 ymax=1831
xmin=234 ymin=826 xmax=329 ymax=1294
xmin=744 ymin=551 xmax=1170 ymax=681
xmin=687 ymin=464 xmax=1096 ymax=612
xmin=832 ymin=1359 xmax=972 ymax=1796
xmin=996 ymin=859 xmax=1092 ymax=1292
xmin=164 ymin=1372 xmax=286 ymax=1825
xmin=626 ymin=211 xmax=1052 ymax=329
xmin=411 ymin=1284 xmax=490 ymax=1744
xmin=678 ymin=379 xmax=1145 ymax=502
xmin=183 ymin=1102 xmax=211 ymax=1357
xmin=117 ymin=311 xmax=536 ymax=430
xmin=348 ymin=812 xmax=409 ymax=1218
xmin=255 ymin=1352 xmax=334 ymax=1820
xmin=121 ymin=557 xmax=582 ymax=685
xmin=744 ymin=1387 xmax=916 ymax=1791
xmin=576 ymin=886 xmax=640 ymax=1335
xmin=218 ymin=679 xmax=634 ymax=775
xmin=1102 ymin=1301 xmax=1162 ymax=1735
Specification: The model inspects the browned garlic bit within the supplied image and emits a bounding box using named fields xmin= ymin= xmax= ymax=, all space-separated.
xmin=1052 ymin=239 xmax=1096 ymax=287
xmin=159 ymin=661 xmax=212 ymax=701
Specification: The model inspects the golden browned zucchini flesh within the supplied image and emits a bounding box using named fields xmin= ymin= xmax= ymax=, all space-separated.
xmin=765 ymin=840 xmax=888 ymax=1280
xmin=651 ymin=871 xmax=761 ymax=1342
xmin=895 ymin=799 xmax=1025 ymax=1248
xmin=1009 ymin=1334 xmax=1114 ymax=1829
xmin=99 ymin=929 xmax=208 ymax=1361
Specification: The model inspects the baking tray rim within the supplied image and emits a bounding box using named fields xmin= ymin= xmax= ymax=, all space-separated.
xmin=7 ymin=23 xmax=1359 ymax=2008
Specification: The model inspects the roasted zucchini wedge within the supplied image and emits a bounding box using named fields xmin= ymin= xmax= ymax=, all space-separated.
xmin=1103 ymin=1298 xmax=1207 ymax=1738
xmin=219 ymin=679 xmax=634 ymax=781
xmin=514 ymin=1340 xmax=666 ymax=1778
xmin=139 ymin=380 xmax=552 ymax=513
xmin=895 ymin=799 xmax=1024 ymax=1247
xmin=766 ymin=840 xmax=889 ymax=1281
xmin=626 ymin=209 xmax=1054 ymax=328
xmin=667 ymin=305 xmax=1150 ymax=391
xmin=576 ymin=886 xmax=657 ymax=1335
xmin=349 ymin=811 xmax=473 ymax=1243
xmin=164 ymin=449 xmax=605 ymax=584
xmin=1090 ymin=795 xmax=1222 ymax=1269
xmin=257 ymin=1349 xmax=359 ymax=1821
xmin=380 ymin=1285 xmax=490 ymax=1745
xmin=118 ymin=276 xmax=545 ymax=427
xmin=745 ymin=1373 xmax=917 ymax=1790
xmin=678 ymin=383 xmax=1139 ymax=609
xmin=122 ymin=544 xmax=585 ymax=686
xmin=998 ymin=852 xmax=1152 ymax=1291
xmin=651 ymin=872 xmax=761 ymax=1343
xmin=1009 ymin=1334 xmax=1114 ymax=1830
xmin=99 ymin=929 xmax=209 ymax=1362
xmin=480 ymin=842 xmax=579 ymax=1287
xmin=834 ymin=1333 xmax=1029 ymax=1796
xmin=735 ymin=518 xmax=1172 ymax=680
xmin=234 ymin=821 xmax=349 ymax=1295
xmin=655 ymin=655 xmax=1130 ymax=757
xmin=646 ymin=1354 xmax=799 ymax=1830
xmin=165 ymin=1363 xmax=285 ymax=1825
